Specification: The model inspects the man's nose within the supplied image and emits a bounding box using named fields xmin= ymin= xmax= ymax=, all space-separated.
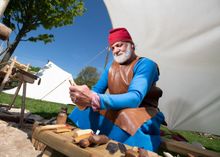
xmin=113 ymin=47 xmax=120 ymax=55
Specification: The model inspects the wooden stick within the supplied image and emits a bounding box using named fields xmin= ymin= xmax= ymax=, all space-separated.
xmin=73 ymin=129 xmax=93 ymax=137
xmin=69 ymin=79 xmax=76 ymax=86
xmin=68 ymin=79 xmax=90 ymax=99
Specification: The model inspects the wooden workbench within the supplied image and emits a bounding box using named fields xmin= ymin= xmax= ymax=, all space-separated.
xmin=32 ymin=125 xmax=159 ymax=157
xmin=33 ymin=126 xmax=128 ymax=157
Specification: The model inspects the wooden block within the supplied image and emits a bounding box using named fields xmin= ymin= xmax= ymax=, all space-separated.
xmin=73 ymin=129 xmax=93 ymax=137
xmin=161 ymin=138 xmax=220 ymax=157
xmin=38 ymin=124 xmax=67 ymax=132
xmin=54 ymin=128 xmax=72 ymax=133
xmin=73 ymin=134 xmax=92 ymax=143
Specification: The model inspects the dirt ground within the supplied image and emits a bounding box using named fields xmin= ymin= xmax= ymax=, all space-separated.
xmin=0 ymin=120 xmax=42 ymax=157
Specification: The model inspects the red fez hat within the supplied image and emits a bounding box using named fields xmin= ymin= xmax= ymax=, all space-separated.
xmin=108 ymin=28 xmax=133 ymax=46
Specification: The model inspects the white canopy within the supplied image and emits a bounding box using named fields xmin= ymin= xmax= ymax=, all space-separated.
xmin=4 ymin=61 xmax=73 ymax=104
xmin=104 ymin=0 xmax=220 ymax=135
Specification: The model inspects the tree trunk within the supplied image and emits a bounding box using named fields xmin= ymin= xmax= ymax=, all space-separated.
xmin=0 ymin=27 xmax=26 ymax=64
xmin=0 ymin=39 xmax=19 ymax=63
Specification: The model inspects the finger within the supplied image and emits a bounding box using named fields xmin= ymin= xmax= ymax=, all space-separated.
xmin=71 ymin=96 xmax=76 ymax=103
xmin=70 ymin=91 xmax=79 ymax=97
xmin=69 ymin=85 xmax=80 ymax=92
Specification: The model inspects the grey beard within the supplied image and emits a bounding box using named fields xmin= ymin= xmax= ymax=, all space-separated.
xmin=114 ymin=44 xmax=132 ymax=64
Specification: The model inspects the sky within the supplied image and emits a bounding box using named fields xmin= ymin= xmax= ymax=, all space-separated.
xmin=8 ymin=0 xmax=113 ymax=77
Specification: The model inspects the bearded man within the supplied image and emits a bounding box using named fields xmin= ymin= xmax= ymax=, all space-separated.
xmin=69 ymin=28 xmax=165 ymax=151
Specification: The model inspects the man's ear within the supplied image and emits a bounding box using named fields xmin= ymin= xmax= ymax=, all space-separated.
xmin=131 ymin=43 xmax=135 ymax=50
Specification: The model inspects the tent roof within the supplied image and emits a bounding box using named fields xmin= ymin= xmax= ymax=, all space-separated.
xmin=4 ymin=61 xmax=74 ymax=104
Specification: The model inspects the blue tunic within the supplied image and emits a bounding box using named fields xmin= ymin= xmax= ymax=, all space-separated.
xmin=69 ymin=57 xmax=165 ymax=151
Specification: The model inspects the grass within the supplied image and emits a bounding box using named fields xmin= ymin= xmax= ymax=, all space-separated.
xmin=0 ymin=92 xmax=220 ymax=153
xmin=160 ymin=125 xmax=220 ymax=153
xmin=174 ymin=129 xmax=220 ymax=152
xmin=0 ymin=92 xmax=74 ymax=119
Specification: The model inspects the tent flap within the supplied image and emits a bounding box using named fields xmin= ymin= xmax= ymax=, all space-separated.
xmin=104 ymin=0 xmax=220 ymax=135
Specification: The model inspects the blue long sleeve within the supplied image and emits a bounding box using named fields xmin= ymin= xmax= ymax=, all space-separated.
xmin=92 ymin=58 xmax=159 ymax=110
xmin=92 ymin=61 xmax=112 ymax=94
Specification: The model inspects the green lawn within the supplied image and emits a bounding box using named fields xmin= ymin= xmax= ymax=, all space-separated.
xmin=160 ymin=125 xmax=220 ymax=152
xmin=0 ymin=92 xmax=74 ymax=119
xmin=0 ymin=92 xmax=220 ymax=153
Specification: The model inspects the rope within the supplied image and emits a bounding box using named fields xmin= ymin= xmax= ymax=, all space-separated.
xmin=40 ymin=47 xmax=108 ymax=101
xmin=40 ymin=75 xmax=72 ymax=100
xmin=83 ymin=46 xmax=108 ymax=67
xmin=104 ymin=49 xmax=110 ymax=68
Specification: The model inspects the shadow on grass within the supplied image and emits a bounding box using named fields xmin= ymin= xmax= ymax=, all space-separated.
xmin=31 ymin=111 xmax=58 ymax=119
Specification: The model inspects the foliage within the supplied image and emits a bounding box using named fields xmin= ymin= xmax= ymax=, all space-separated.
xmin=74 ymin=66 xmax=100 ymax=88
xmin=29 ymin=66 xmax=41 ymax=73
xmin=1 ymin=0 xmax=85 ymax=63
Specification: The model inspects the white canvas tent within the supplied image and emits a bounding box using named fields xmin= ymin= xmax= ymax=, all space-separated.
xmin=4 ymin=61 xmax=73 ymax=104
xmin=104 ymin=0 xmax=220 ymax=135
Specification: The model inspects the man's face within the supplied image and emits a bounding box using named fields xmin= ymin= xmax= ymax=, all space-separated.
xmin=110 ymin=41 xmax=133 ymax=64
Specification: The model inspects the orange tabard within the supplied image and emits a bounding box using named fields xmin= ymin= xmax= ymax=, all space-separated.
xmin=100 ymin=57 xmax=162 ymax=135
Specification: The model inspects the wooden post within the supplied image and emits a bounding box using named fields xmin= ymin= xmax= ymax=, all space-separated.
xmin=0 ymin=0 xmax=9 ymax=17
xmin=7 ymin=81 xmax=23 ymax=110
xmin=19 ymin=81 xmax=26 ymax=128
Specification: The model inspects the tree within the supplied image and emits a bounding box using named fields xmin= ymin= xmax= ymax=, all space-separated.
xmin=0 ymin=0 xmax=85 ymax=63
xmin=74 ymin=66 xmax=100 ymax=89
xmin=29 ymin=65 xmax=40 ymax=73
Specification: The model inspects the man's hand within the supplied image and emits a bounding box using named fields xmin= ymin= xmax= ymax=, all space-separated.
xmin=69 ymin=85 xmax=100 ymax=111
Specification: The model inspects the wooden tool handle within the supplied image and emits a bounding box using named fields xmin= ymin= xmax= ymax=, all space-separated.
xmin=69 ymin=79 xmax=76 ymax=86
xmin=69 ymin=79 xmax=88 ymax=110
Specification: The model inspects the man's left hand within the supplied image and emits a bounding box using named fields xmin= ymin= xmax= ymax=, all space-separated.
xmin=69 ymin=85 xmax=100 ymax=111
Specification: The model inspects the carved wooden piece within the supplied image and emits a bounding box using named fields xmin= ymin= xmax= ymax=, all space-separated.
xmin=0 ymin=0 xmax=11 ymax=40
xmin=161 ymin=138 xmax=220 ymax=157
xmin=0 ymin=0 xmax=10 ymax=17
xmin=0 ymin=23 xmax=11 ymax=40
